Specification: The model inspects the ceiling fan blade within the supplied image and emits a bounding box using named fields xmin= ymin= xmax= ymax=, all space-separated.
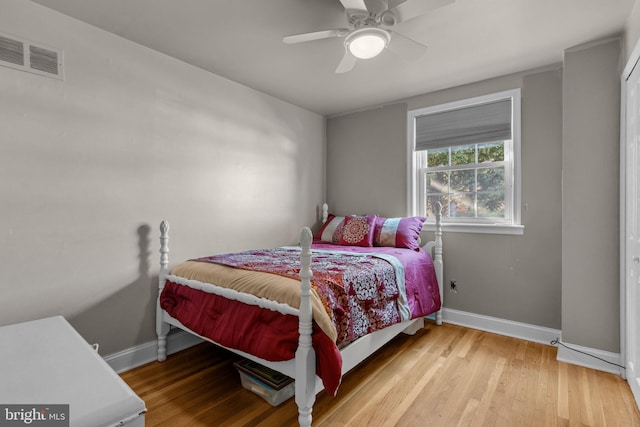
xmin=387 ymin=31 xmax=427 ymax=61
xmin=283 ymin=28 xmax=350 ymax=44
xmin=335 ymin=50 xmax=357 ymax=73
xmin=387 ymin=0 xmax=455 ymax=24
xmin=339 ymin=0 xmax=369 ymax=12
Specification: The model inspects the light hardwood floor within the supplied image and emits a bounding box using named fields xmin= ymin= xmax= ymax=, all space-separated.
xmin=121 ymin=321 xmax=640 ymax=426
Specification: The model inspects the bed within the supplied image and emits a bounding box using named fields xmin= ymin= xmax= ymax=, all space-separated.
xmin=156 ymin=203 xmax=444 ymax=427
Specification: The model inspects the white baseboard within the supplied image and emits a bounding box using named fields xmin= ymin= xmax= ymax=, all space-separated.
xmin=104 ymin=330 xmax=203 ymax=374
xmin=442 ymin=308 xmax=561 ymax=345
xmin=441 ymin=308 xmax=623 ymax=376
xmin=556 ymin=340 xmax=623 ymax=375
xmin=104 ymin=309 xmax=622 ymax=377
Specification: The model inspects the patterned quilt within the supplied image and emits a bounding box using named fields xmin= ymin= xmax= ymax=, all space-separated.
xmin=193 ymin=247 xmax=407 ymax=346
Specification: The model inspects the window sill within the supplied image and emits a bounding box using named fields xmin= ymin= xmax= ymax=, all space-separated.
xmin=422 ymin=222 xmax=525 ymax=236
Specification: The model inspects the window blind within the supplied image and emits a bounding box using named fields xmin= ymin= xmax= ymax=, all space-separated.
xmin=415 ymin=98 xmax=512 ymax=151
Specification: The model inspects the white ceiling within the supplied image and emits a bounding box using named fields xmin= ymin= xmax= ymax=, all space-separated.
xmin=30 ymin=0 xmax=636 ymax=116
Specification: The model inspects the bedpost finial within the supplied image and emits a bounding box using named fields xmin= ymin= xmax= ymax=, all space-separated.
xmin=435 ymin=202 xmax=443 ymax=220
xmin=160 ymin=220 xmax=169 ymax=235
xmin=300 ymin=227 xmax=313 ymax=247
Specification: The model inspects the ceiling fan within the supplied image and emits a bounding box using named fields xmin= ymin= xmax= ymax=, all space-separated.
xmin=282 ymin=0 xmax=455 ymax=73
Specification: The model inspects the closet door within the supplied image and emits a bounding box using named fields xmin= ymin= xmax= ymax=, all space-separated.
xmin=624 ymin=53 xmax=640 ymax=409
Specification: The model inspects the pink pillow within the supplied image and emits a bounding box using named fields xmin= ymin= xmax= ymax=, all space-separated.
xmin=314 ymin=214 xmax=345 ymax=243
xmin=374 ymin=216 xmax=426 ymax=250
xmin=338 ymin=215 xmax=377 ymax=247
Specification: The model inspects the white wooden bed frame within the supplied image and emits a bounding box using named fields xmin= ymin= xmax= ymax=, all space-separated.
xmin=156 ymin=204 xmax=443 ymax=427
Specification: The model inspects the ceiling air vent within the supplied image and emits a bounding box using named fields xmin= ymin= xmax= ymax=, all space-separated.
xmin=0 ymin=31 xmax=63 ymax=80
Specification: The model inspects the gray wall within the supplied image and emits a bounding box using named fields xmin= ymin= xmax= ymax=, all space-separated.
xmin=328 ymin=68 xmax=564 ymax=330
xmin=562 ymin=38 xmax=621 ymax=352
xmin=0 ymin=0 xmax=325 ymax=356
xmin=326 ymin=104 xmax=408 ymax=217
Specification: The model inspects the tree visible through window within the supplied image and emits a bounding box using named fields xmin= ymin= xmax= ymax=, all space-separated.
xmin=409 ymin=89 xmax=520 ymax=228
xmin=423 ymin=142 xmax=506 ymax=219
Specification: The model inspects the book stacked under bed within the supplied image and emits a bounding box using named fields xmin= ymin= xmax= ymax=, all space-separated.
xmin=233 ymin=359 xmax=295 ymax=406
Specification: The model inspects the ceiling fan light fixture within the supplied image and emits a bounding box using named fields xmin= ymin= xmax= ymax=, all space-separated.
xmin=346 ymin=28 xmax=390 ymax=59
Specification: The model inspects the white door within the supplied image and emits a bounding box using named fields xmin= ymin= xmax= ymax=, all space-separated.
xmin=624 ymin=53 xmax=640 ymax=410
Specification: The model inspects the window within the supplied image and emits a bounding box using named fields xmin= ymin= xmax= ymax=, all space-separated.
xmin=408 ymin=89 xmax=523 ymax=234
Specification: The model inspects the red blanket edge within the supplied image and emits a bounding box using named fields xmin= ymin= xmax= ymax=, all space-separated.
xmin=160 ymin=280 xmax=342 ymax=396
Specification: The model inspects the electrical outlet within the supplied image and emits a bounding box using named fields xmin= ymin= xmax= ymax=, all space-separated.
xmin=449 ymin=280 xmax=458 ymax=293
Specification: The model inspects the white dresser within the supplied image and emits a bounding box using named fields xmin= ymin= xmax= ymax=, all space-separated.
xmin=0 ymin=316 xmax=146 ymax=426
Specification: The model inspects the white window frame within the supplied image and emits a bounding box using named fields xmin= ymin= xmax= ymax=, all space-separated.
xmin=407 ymin=89 xmax=523 ymax=235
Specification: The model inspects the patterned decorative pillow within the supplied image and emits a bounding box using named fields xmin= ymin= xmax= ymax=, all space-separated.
xmin=373 ymin=216 xmax=427 ymax=250
xmin=314 ymin=214 xmax=345 ymax=243
xmin=337 ymin=215 xmax=377 ymax=247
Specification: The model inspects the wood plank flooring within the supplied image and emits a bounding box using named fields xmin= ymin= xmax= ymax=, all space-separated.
xmin=120 ymin=322 xmax=640 ymax=426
